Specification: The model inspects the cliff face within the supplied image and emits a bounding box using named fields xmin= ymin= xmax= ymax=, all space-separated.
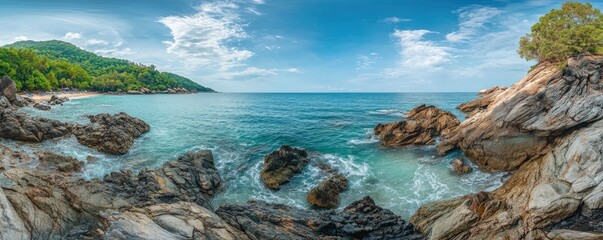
xmin=412 ymin=55 xmax=603 ymax=239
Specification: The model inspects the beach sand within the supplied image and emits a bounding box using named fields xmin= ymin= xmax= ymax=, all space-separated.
xmin=24 ymin=92 xmax=102 ymax=102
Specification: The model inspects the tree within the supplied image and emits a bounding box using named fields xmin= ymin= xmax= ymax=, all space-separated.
xmin=518 ymin=1 xmax=603 ymax=63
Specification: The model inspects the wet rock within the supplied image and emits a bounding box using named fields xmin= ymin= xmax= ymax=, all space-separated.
xmin=75 ymin=112 xmax=150 ymax=155
xmin=374 ymin=105 xmax=460 ymax=146
xmin=36 ymin=151 xmax=83 ymax=172
xmin=411 ymin=55 xmax=603 ymax=239
xmin=0 ymin=75 xmax=17 ymax=102
xmin=217 ymin=196 xmax=422 ymax=240
xmin=48 ymin=95 xmax=69 ymax=105
xmin=260 ymin=145 xmax=309 ymax=189
xmin=450 ymin=157 xmax=472 ymax=175
xmin=307 ymin=174 xmax=349 ymax=209
xmin=33 ymin=103 xmax=51 ymax=111
xmin=86 ymin=155 xmax=97 ymax=163
xmin=0 ymin=109 xmax=73 ymax=142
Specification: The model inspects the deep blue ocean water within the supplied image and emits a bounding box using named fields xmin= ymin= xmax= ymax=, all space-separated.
xmin=14 ymin=93 xmax=506 ymax=218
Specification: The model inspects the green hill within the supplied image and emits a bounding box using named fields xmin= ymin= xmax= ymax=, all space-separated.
xmin=1 ymin=40 xmax=215 ymax=92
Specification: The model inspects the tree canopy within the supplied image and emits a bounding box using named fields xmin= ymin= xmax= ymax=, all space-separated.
xmin=518 ymin=1 xmax=603 ymax=63
xmin=0 ymin=40 xmax=215 ymax=92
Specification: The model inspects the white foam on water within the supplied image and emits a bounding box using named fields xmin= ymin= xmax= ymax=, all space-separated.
xmin=348 ymin=128 xmax=380 ymax=145
xmin=368 ymin=109 xmax=405 ymax=117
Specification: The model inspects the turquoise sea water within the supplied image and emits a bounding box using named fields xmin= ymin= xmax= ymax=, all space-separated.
xmin=15 ymin=93 xmax=506 ymax=218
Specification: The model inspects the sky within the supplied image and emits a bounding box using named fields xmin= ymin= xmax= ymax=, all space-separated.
xmin=1 ymin=0 xmax=600 ymax=92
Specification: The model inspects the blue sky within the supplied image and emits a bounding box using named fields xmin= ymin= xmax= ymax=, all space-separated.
xmin=1 ymin=0 xmax=600 ymax=92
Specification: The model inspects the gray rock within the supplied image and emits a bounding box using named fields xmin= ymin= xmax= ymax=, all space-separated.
xmin=0 ymin=76 xmax=17 ymax=102
xmin=33 ymin=103 xmax=51 ymax=111
xmin=74 ymin=112 xmax=150 ymax=155
xmin=0 ymin=109 xmax=73 ymax=142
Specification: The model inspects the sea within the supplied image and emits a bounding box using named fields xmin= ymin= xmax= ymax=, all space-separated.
xmin=12 ymin=93 xmax=507 ymax=218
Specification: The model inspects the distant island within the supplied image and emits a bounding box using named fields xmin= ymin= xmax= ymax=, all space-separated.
xmin=0 ymin=40 xmax=215 ymax=93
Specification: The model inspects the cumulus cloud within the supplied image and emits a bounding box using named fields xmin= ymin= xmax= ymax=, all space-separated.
xmin=63 ymin=32 xmax=81 ymax=40
xmin=446 ymin=6 xmax=501 ymax=42
xmin=158 ymin=1 xmax=254 ymax=70
xmin=392 ymin=30 xmax=451 ymax=69
xmin=384 ymin=17 xmax=411 ymax=24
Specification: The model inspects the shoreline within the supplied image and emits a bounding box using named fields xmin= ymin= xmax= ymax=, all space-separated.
xmin=22 ymin=92 xmax=102 ymax=103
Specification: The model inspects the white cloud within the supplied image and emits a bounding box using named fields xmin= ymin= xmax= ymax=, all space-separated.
xmin=86 ymin=39 xmax=108 ymax=46
xmin=63 ymin=32 xmax=81 ymax=40
xmin=252 ymin=0 xmax=265 ymax=4
xmin=158 ymin=2 xmax=254 ymax=70
xmin=384 ymin=17 xmax=411 ymax=23
xmin=94 ymin=47 xmax=133 ymax=57
xmin=287 ymin=68 xmax=300 ymax=73
xmin=446 ymin=6 xmax=501 ymax=42
xmin=13 ymin=36 xmax=28 ymax=41
xmin=246 ymin=7 xmax=262 ymax=15
xmin=357 ymin=53 xmax=380 ymax=70
xmin=392 ymin=29 xmax=451 ymax=69
xmin=215 ymin=67 xmax=277 ymax=79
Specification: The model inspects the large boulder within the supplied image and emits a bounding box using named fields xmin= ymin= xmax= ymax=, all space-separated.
xmin=307 ymin=174 xmax=349 ymax=209
xmin=0 ymin=149 xmax=226 ymax=239
xmin=48 ymin=95 xmax=69 ymax=105
xmin=74 ymin=112 xmax=150 ymax=155
xmin=260 ymin=145 xmax=309 ymax=190
xmin=0 ymin=75 xmax=17 ymax=102
xmin=217 ymin=196 xmax=422 ymax=240
xmin=411 ymin=55 xmax=603 ymax=239
xmin=374 ymin=105 xmax=460 ymax=146
xmin=33 ymin=103 xmax=51 ymax=111
xmin=0 ymin=109 xmax=73 ymax=142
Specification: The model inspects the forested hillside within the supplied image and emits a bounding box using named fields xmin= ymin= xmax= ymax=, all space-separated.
xmin=0 ymin=40 xmax=215 ymax=92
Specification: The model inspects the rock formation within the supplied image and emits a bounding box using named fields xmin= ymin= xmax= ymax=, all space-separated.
xmin=0 ymin=75 xmax=17 ymax=102
xmin=36 ymin=151 xmax=83 ymax=172
xmin=0 ymin=109 xmax=74 ymax=142
xmin=450 ymin=157 xmax=472 ymax=175
xmin=260 ymin=145 xmax=309 ymax=190
xmin=47 ymin=95 xmax=69 ymax=105
xmin=33 ymin=103 xmax=51 ymax=111
xmin=75 ymin=112 xmax=150 ymax=155
xmin=457 ymin=86 xmax=506 ymax=117
xmin=374 ymin=105 xmax=460 ymax=146
xmin=217 ymin=196 xmax=422 ymax=240
xmin=307 ymin=174 xmax=349 ymax=209
xmin=411 ymin=55 xmax=603 ymax=239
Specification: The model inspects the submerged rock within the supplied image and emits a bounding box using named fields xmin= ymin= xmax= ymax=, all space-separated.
xmin=33 ymin=103 xmax=51 ymax=111
xmin=307 ymin=174 xmax=349 ymax=209
xmin=217 ymin=196 xmax=422 ymax=240
xmin=450 ymin=157 xmax=472 ymax=175
xmin=411 ymin=55 xmax=603 ymax=239
xmin=374 ymin=105 xmax=460 ymax=146
xmin=0 ymin=109 xmax=73 ymax=142
xmin=36 ymin=151 xmax=83 ymax=172
xmin=260 ymin=145 xmax=309 ymax=190
xmin=75 ymin=112 xmax=150 ymax=155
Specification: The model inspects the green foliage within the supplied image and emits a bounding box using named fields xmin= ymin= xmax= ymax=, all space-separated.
xmin=0 ymin=40 xmax=215 ymax=92
xmin=518 ymin=1 xmax=603 ymax=63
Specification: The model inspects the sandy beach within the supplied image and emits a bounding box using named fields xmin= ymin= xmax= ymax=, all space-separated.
xmin=23 ymin=92 xmax=102 ymax=102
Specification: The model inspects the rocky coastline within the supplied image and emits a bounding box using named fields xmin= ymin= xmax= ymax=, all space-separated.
xmin=0 ymin=55 xmax=602 ymax=240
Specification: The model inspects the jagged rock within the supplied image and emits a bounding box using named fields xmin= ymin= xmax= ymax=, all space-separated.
xmin=217 ymin=196 xmax=422 ymax=240
xmin=48 ymin=95 xmax=69 ymax=105
xmin=546 ymin=229 xmax=603 ymax=240
xmin=260 ymin=145 xmax=309 ymax=190
xmin=307 ymin=174 xmax=349 ymax=209
xmin=75 ymin=112 xmax=150 ymax=155
xmin=0 ymin=75 xmax=17 ymax=102
xmin=0 ymin=109 xmax=73 ymax=142
xmin=457 ymin=86 xmax=506 ymax=117
xmin=0 ymin=96 xmax=10 ymax=110
xmin=98 ymin=202 xmax=249 ymax=240
xmin=374 ymin=105 xmax=460 ymax=146
xmin=411 ymin=55 xmax=603 ymax=239
xmin=0 ymin=149 xmax=225 ymax=239
xmin=33 ymin=103 xmax=51 ymax=111
xmin=36 ymin=151 xmax=83 ymax=172
xmin=450 ymin=157 xmax=472 ymax=175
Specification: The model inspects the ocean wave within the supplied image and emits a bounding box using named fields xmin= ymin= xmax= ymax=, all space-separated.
xmin=368 ymin=109 xmax=404 ymax=117
xmin=348 ymin=128 xmax=380 ymax=145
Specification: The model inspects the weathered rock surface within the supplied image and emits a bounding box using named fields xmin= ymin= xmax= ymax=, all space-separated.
xmin=0 ymin=75 xmax=17 ymax=102
xmin=217 ymin=196 xmax=422 ymax=240
xmin=0 ymin=148 xmax=227 ymax=239
xmin=0 ymin=109 xmax=73 ymax=142
xmin=260 ymin=145 xmax=309 ymax=189
xmin=546 ymin=229 xmax=603 ymax=240
xmin=450 ymin=157 xmax=472 ymax=175
xmin=457 ymin=86 xmax=506 ymax=117
xmin=374 ymin=105 xmax=460 ymax=146
xmin=33 ymin=102 xmax=51 ymax=111
xmin=307 ymin=174 xmax=349 ymax=209
xmin=75 ymin=112 xmax=150 ymax=154
xmin=411 ymin=55 xmax=603 ymax=239
xmin=36 ymin=151 xmax=83 ymax=172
